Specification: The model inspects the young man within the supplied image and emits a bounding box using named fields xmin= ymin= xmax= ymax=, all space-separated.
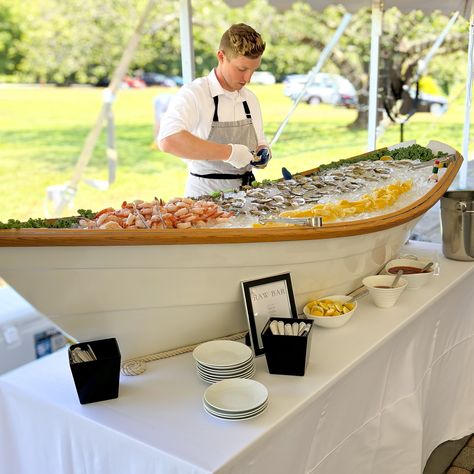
xmin=158 ymin=23 xmax=271 ymax=197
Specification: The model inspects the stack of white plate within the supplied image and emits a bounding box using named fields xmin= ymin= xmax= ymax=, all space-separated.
xmin=203 ymin=378 xmax=268 ymax=420
xmin=192 ymin=340 xmax=255 ymax=384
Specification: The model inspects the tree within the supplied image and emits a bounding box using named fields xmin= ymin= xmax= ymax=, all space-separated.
xmin=279 ymin=4 xmax=468 ymax=128
xmin=15 ymin=0 xmax=179 ymax=84
xmin=3 ymin=0 xmax=470 ymax=126
xmin=0 ymin=0 xmax=24 ymax=75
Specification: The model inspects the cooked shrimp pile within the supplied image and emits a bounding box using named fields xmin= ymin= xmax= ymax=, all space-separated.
xmin=78 ymin=197 xmax=234 ymax=230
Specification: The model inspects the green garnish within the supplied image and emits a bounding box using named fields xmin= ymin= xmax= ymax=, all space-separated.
xmin=0 ymin=209 xmax=94 ymax=229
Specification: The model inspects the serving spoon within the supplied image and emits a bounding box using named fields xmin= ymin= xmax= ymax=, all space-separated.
xmin=391 ymin=269 xmax=404 ymax=288
xmin=420 ymin=261 xmax=434 ymax=272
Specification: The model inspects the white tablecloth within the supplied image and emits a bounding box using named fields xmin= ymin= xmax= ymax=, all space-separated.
xmin=1 ymin=241 xmax=474 ymax=474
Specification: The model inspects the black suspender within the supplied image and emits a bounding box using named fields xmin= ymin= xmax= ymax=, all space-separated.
xmin=212 ymin=96 xmax=252 ymax=122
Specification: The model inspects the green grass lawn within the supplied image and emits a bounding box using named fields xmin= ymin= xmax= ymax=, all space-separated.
xmin=0 ymin=83 xmax=471 ymax=221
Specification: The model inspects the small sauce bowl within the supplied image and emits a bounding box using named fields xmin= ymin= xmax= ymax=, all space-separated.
xmin=362 ymin=275 xmax=408 ymax=308
xmin=384 ymin=258 xmax=434 ymax=289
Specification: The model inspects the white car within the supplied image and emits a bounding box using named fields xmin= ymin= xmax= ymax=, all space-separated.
xmin=283 ymin=73 xmax=358 ymax=107
xmin=251 ymin=71 xmax=276 ymax=85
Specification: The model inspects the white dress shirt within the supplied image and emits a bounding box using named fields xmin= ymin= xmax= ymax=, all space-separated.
xmin=158 ymin=69 xmax=267 ymax=153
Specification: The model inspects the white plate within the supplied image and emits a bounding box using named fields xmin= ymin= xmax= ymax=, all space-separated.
xmin=203 ymin=397 xmax=267 ymax=416
xmin=198 ymin=367 xmax=256 ymax=384
xmin=204 ymin=401 xmax=268 ymax=420
xmin=203 ymin=378 xmax=268 ymax=413
xmin=193 ymin=340 xmax=252 ymax=369
xmin=198 ymin=364 xmax=255 ymax=377
xmin=197 ymin=357 xmax=254 ymax=373
xmin=197 ymin=360 xmax=255 ymax=376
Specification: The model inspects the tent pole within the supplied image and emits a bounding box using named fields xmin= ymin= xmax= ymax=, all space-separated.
xmin=270 ymin=12 xmax=352 ymax=147
xmin=416 ymin=12 xmax=459 ymax=80
xmin=460 ymin=5 xmax=474 ymax=189
xmin=367 ymin=0 xmax=383 ymax=151
xmin=180 ymin=0 xmax=195 ymax=84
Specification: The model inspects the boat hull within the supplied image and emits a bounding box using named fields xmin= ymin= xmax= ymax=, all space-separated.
xmin=0 ymin=220 xmax=416 ymax=359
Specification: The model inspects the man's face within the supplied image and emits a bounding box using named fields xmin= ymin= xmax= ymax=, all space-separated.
xmin=216 ymin=51 xmax=261 ymax=92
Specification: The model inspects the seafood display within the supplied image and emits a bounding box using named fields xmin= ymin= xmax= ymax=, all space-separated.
xmin=0 ymin=141 xmax=463 ymax=360
xmin=78 ymin=198 xmax=234 ymax=230
xmin=208 ymin=158 xmax=404 ymax=219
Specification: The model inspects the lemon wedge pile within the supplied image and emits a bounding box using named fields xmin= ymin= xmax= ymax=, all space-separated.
xmin=280 ymin=179 xmax=413 ymax=222
xmin=306 ymin=299 xmax=355 ymax=317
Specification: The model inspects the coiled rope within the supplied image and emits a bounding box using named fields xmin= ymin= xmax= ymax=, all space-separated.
xmin=121 ymin=330 xmax=248 ymax=376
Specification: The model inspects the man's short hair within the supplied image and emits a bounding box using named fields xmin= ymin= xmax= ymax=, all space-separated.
xmin=219 ymin=23 xmax=266 ymax=59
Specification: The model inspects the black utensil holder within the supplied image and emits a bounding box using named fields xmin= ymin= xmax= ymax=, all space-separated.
xmin=69 ymin=337 xmax=121 ymax=404
xmin=261 ymin=317 xmax=313 ymax=376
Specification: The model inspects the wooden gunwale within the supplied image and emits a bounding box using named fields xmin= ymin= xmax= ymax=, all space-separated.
xmin=0 ymin=151 xmax=461 ymax=248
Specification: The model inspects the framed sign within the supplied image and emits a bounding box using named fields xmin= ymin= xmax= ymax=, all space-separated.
xmin=241 ymin=273 xmax=297 ymax=356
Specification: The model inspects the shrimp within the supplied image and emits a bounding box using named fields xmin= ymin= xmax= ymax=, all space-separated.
xmin=125 ymin=213 xmax=136 ymax=227
xmin=99 ymin=221 xmax=122 ymax=230
xmin=174 ymin=207 xmax=189 ymax=218
xmin=95 ymin=207 xmax=115 ymax=218
xmin=176 ymin=222 xmax=192 ymax=229
xmin=96 ymin=212 xmax=113 ymax=227
xmin=140 ymin=208 xmax=153 ymax=216
xmin=115 ymin=208 xmax=131 ymax=218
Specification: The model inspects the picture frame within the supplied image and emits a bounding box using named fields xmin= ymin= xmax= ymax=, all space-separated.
xmin=241 ymin=272 xmax=298 ymax=356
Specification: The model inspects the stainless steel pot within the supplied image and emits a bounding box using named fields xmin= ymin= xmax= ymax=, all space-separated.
xmin=440 ymin=190 xmax=474 ymax=261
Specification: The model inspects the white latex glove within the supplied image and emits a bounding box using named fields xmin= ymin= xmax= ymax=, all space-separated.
xmin=225 ymin=144 xmax=254 ymax=169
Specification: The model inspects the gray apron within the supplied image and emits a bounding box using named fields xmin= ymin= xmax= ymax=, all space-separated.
xmin=185 ymin=95 xmax=259 ymax=197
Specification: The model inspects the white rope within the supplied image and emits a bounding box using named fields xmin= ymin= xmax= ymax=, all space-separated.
xmin=121 ymin=330 xmax=248 ymax=376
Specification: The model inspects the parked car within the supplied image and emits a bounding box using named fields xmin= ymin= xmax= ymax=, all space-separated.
xmin=94 ymin=75 xmax=147 ymax=89
xmin=408 ymin=88 xmax=448 ymax=116
xmin=123 ymin=75 xmax=147 ymax=89
xmin=251 ymin=71 xmax=276 ymax=85
xmin=171 ymin=75 xmax=184 ymax=86
xmin=283 ymin=73 xmax=358 ymax=107
xmin=141 ymin=72 xmax=177 ymax=87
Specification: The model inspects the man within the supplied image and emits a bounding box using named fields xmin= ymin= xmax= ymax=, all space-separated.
xmin=158 ymin=23 xmax=271 ymax=197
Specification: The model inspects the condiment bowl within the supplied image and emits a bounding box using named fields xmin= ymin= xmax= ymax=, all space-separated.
xmin=362 ymin=275 xmax=407 ymax=308
xmin=384 ymin=258 xmax=434 ymax=289
xmin=303 ymin=295 xmax=357 ymax=328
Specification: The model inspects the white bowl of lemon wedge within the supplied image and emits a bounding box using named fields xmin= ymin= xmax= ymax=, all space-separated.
xmin=303 ymin=295 xmax=357 ymax=329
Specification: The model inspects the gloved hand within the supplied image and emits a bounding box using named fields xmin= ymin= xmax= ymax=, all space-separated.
xmin=225 ymin=144 xmax=254 ymax=169
xmin=251 ymin=147 xmax=272 ymax=169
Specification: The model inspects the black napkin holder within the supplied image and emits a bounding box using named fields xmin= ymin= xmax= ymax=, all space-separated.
xmin=68 ymin=337 xmax=121 ymax=404
xmin=261 ymin=317 xmax=313 ymax=376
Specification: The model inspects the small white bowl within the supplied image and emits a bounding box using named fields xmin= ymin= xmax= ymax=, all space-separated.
xmin=384 ymin=258 xmax=434 ymax=289
xmin=362 ymin=275 xmax=408 ymax=308
xmin=303 ymin=295 xmax=357 ymax=328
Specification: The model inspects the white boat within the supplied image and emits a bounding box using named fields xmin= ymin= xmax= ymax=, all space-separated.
xmin=0 ymin=141 xmax=462 ymax=360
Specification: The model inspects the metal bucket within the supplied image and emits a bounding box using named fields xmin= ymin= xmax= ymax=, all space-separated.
xmin=440 ymin=191 xmax=474 ymax=261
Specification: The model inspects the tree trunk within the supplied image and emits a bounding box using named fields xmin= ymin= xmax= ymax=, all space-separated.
xmin=348 ymin=90 xmax=385 ymax=130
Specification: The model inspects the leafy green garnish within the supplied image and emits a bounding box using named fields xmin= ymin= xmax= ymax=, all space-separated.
xmin=0 ymin=209 xmax=95 ymax=229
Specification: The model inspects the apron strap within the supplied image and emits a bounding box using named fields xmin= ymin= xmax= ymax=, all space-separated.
xmin=212 ymin=96 xmax=253 ymax=122
xmin=242 ymin=100 xmax=251 ymax=119
xmin=212 ymin=96 xmax=219 ymax=122
xmin=190 ymin=171 xmax=255 ymax=186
